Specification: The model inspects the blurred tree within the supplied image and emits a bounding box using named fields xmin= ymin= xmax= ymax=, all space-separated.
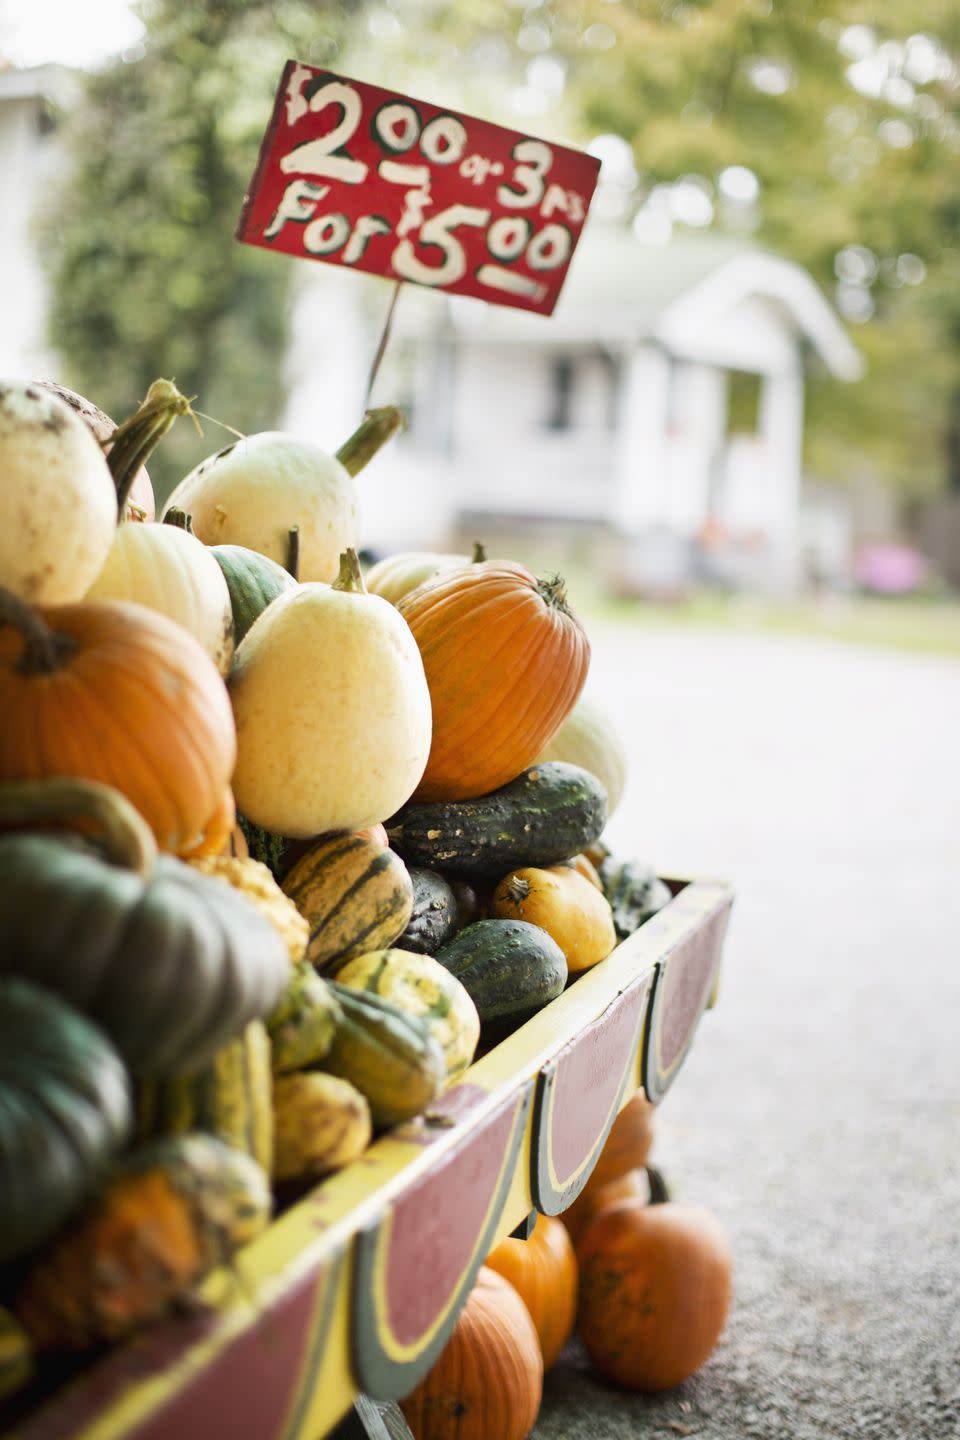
xmin=45 ymin=0 xmax=360 ymax=498
xmin=47 ymin=0 xmax=960 ymax=503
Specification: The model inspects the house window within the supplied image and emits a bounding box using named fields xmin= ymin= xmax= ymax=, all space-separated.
xmin=727 ymin=368 xmax=763 ymax=434
xmin=546 ymin=356 xmax=576 ymax=430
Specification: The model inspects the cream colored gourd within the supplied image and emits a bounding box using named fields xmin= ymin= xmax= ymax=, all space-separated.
xmin=537 ymin=696 xmax=628 ymax=819
xmin=229 ymin=550 xmax=432 ymax=837
xmin=0 ymin=382 xmax=117 ymax=604
xmin=85 ymin=523 xmax=235 ymax=676
xmin=364 ymin=550 xmax=472 ymax=607
xmin=163 ymin=433 xmax=356 ymax=583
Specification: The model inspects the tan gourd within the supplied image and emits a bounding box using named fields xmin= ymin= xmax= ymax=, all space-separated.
xmin=229 ymin=551 xmax=431 ymax=837
xmin=86 ymin=522 xmax=234 ymax=676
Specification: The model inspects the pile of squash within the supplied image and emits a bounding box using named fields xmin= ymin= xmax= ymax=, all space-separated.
xmin=400 ymin=1095 xmax=733 ymax=1440
xmin=0 ymin=378 xmax=672 ymax=1400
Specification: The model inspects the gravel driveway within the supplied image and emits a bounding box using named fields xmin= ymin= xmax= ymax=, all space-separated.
xmin=534 ymin=623 xmax=960 ymax=1440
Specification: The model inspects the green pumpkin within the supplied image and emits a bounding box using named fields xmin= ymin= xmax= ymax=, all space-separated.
xmin=209 ymin=544 xmax=298 ymax=646
xmin=0 ymin=779 xmax=290 ymax=1077
xmin=0 ymin=979 xmax=132 ymax=1265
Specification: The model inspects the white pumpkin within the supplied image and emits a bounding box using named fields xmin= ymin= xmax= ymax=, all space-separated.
xmin=85 ymin=522 xmax=235 ymax=676
xmin=364 ymin=549 xmax=476 ymax=607
xmin=0 ymin=381 xmax=117 ymax=604
xmin=229 ymin=552 xmax=432 ymax=836
xmin=536 ymin=695 xmax=628 ymax=818
xmin=162 ymin=432 xmax=358 ymax=583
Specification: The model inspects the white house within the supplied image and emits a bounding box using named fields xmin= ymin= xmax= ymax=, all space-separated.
xmin=287 ymin=223 xmax=862 ymax=592
xmin=2 ymin=64 xmax=861 ymax=591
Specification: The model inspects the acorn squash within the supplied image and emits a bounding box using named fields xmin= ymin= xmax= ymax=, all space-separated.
xmin=282 ymin=831 xmax=414 ymax=972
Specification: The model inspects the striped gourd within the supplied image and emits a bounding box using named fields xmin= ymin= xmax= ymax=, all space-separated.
xmin=282 ymin=833 xmax=414 ymax=973
xmin=323 ymin=984 xmax=446 ymax=1128
xmin=334 ymin=949 xmax=480 ymax=1081
xmin=273 ymin=1073 xmax=371 ymax=1180
xmin=136 ymin=1022 xmax=273 ymax=1172
xmin=268 ymin=965 xmax=343 ymax=1073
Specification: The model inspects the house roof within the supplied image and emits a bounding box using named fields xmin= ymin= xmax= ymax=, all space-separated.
xmin=399 ymin=222 xmax=862 ymax=381
xmin=0 ymin=63 xmax=75 ymax=105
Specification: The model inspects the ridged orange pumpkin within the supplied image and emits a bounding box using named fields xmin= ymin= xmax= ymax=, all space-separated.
xmin=485 ymin=1214 xmax=578 ymax=1369
xmin=561 ymin=1164 xmax=662 ymax=1248
xmin=400 ymin=1266 xmax=543 ymax=1440
xmin=398 ymin=560 xmax=590 ymax=802
xmin=587 ymin=1091 xmax=656 ymax=1191
xmin=0 ymin=589 xmax=236 ymax=856
xmin=576 ymin=1198 xmax=733 ymax=1392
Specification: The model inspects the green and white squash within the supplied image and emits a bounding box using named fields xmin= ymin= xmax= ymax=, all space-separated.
xmin=323 ymin=984 xmax=446 ymax=1128
xmin=334 ymin=949 xmax=480 ymax=1081
xmin=209 ymin=543 xmax=298 ymax=646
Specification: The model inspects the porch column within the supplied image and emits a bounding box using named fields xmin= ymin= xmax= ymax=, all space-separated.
xmin=611 ymin=344 xmax=672 ymax=533
xmin=758 ymin=362 xmax=805 ymax=591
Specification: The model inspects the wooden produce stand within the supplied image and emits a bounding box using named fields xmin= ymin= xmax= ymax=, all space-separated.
xmin=2 ymin=876 xmax=731 ymax=1440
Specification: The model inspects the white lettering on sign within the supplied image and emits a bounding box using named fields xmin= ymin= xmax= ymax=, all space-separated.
xmin=264 ymin=179 xmax=330 ymax=240
xmin=284 ymin=63 xmax=314 ymax=126
xmin=497 ymin=139 xmax=554 ymax=209
xmin=459 ymin=154 xmax=505 ymax=186
xmin=303 ymin=212 xmax=352 ymax=255
xmin=280 ymin=79 xmax=368 ymax=185
xmin=343 ymin=214 xmax=392 ymax=265
xmin=540 ymin=184 xmax=585 ymax=223
xmin=392 ymin=203 xmax=491 ymax=287
xmin=475 ymin=265 xmax=548 ymax=303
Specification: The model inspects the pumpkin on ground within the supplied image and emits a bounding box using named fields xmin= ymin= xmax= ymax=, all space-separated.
xmin=491 ymin=864 xmax=617 ymax=974
xmin=229 ymin=550 xmax=431 ymax=837
xmin=398 ymin=559 xmax=590 ymax=802
xmin=15 ymin=1134 xmax=271 ymax=1352
xmin=0 ymin=778 xmax=290 ymax=1076
xmin=561 ymin=1164 xmax=659 ymax=1249
xmin=0 ymin=588 xmax=236 ymax=857
xmin=0 ymin=978 xmax=132 ymax=1265
xmin=536 ymin=695 xmax=628 ymax=819
xmin=576 ymin=1196 xmax=733 ymax=1392
xmin=585 ymin=1091 xmax=657 ymax=1192
xmin=485 ymin=1214 xmax=578 ymax=1370
xmin=400 ymin=1266 xmax=543 ymax=1440
xmin=85 ymin=521 xmax=235 ymax=676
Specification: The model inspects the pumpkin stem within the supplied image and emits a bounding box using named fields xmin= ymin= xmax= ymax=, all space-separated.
xmin=505 ymin=875 xmax=531 ymax=904
xmin=0 ymin=777 xmax=157 ymax=878
xmin=108 ymin=379 xmax=198 ymax=522
xmin=332 ymin=549 xmax=368 ymax=595
xmin=163 ymin=507 xmax=194 ymax=533
xmin=334 ymin=406 xmax=404 ymax=478
xmin=0 ymin=585 xmax=77 ymax=675
xmin=645 ymin=1164 xmax=671 ymax=1206
xmin=471 ymin=541 xmax=487 ymax=563
xmin=535 ymin=573 xmax=573 ymax=616
xmin=286 ymin=526 xmax=300 ymax=581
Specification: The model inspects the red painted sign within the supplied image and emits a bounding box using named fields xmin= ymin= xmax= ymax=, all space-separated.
xmin=237 ymin=62 xmax=600 ymax=316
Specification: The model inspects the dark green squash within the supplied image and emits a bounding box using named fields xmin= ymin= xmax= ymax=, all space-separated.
xmin=387 ymin=762 xmax=607 ymax=878
xmin=396 ymin=868 xmax=461 ymax=954
xmin=0 ymin=979 xmax=131 ymax=1265
xmin=209 ymin=544 xmax=298 ymax=646
xmin=434 ymin=919 xmax=567 ymax=1028
xmin=599 ymin=858 xmax=673 ymax=941
xmin=0 ymin=779 xmax=289 ymax=1077
xmin=135 ymin=1022 xmax=273 ymax=1171
xmin=323 ymin=984 xmax=446 ymax=1128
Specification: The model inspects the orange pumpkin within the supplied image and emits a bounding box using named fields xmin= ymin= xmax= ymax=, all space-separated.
xmin=0 ymin=589 xmax=236 ymax=855
xmin=400 ymin=1266 xmax=542 ymax=1440
xmin=563 ymin=852 xmax=604 ymax=890
xmin=561 ymin=1166 xmax=651 ymax=1248
xmin=576 ymin=1199 xmax=733 ymax=1392
xmin=587 ymin=1091 xmax=656 ymax=1192
xmin=491 ymin=865 xmax=617 ymax=974
xmin=485 ymin=1214 xmax=577 ymax=1369
xmin=398 ymin=560 xmax=590 ymax=802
